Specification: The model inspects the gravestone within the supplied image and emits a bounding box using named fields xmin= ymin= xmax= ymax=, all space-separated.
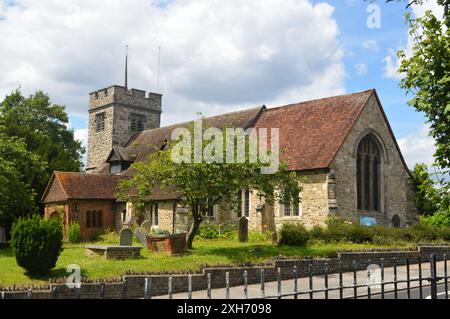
xmin=219 ymin=223 xmax=227 ymax=235
xmin=140 ymin=220 xmax=152 ymax=232
xmin=119 ymin=228 xmax=134 ymax=246
xmin=238 ymin=217 xmax=248 ymax=243
xmin=0 ymin=227 xmax=5 ymax=243
xmin=134 ymin=228 xmax=148 ymax=246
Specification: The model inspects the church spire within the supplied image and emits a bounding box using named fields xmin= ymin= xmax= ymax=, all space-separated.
xmin=124 ymin=45 xmax=128 ymax=90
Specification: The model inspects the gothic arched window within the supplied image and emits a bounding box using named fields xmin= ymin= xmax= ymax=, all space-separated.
xmin=356 ymin=135 xmax=381 ymax=211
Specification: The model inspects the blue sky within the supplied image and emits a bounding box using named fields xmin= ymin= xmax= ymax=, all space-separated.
xmin=326 ymin=0 xmax=425 ymax=138
xmin=0 ymin=0 xmax=440 ymax=167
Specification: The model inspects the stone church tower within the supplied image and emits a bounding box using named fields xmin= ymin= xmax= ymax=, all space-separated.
xmin=86 ymin=85 xmax=162 ymax=171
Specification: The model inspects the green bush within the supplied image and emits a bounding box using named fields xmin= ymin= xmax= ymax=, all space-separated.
xmin=198 ymin=223 xmax=220 ymax=239
xmin=197 ymin=223 xmax=240 ymax=240
xmin=249 ymin=231 xmax=273 ymax=242
xmin=67 ymin=222 xmax=81 ymax=243
xmin=421 ymin=212 xmax=450 ymax=227
xmin=278 ymin=223 xmax=309 ymax=247
xmin=11 ymin=215 xmax=63 ymax=276
xmin=347 ymin=224 xmax=375 ymax=243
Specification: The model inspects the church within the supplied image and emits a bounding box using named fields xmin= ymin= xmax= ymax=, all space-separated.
xmin=41 ymin=84 xmax=418 ymax=241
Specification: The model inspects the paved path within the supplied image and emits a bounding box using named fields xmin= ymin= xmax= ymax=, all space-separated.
xmin=154 ymin=261 xmax=449 ymax=299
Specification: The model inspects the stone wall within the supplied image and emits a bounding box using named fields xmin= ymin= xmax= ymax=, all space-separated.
xmin=87 ymin=85 xmax=162 ymax=171
xmin=157 ymin=202 xmax=175 ymax=233
xmin=274 ymin=170 xmax=330 ymax=231
xmin=2 ymin=246 xmax=449 ymax=299
xmin=331 ymin=94 xmax=417 ymax=226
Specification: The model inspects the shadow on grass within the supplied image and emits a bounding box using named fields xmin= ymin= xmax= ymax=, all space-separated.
xmin=24 ymin=267 xmax=89 ymax=282
xmin=0 ymin=247 xmax=14 ymax=257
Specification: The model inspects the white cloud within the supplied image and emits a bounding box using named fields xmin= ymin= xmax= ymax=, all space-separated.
xmin=363 ymin=40 xmax=379 ymax=52
xmin=74 ymin=128 xmax=88 ymax=149
xmin=74 ymin=128 xmax=88 ymax=164
xmin=382 ymin=49 xmax=403 ymax=80
xmin=0 ymin=0 xmax=345 ymax=126
xmin=398 ymin=125 xmax=436 ymax=168
xmin=382 ymin=0 xmax=444 ymax=80
xmin=355 ymin=63 xmax=368 ymax=76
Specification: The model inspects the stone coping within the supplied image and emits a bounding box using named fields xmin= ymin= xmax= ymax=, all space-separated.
xmin=85 ymin=245 xmax=142 ymax=251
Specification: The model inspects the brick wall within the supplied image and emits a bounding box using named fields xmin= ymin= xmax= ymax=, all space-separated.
xmin=45 ymin=200 xmax=116 ymax=241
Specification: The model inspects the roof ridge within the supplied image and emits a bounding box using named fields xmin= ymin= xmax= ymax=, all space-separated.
xmin=265 ymin=89 xmax=375 ymax=112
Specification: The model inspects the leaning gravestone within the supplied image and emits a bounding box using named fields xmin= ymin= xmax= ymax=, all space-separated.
xmin=134 ymin=227 xmax=148 ymax=247
xmin=238 ymin=217 xmax=248 ymax=243
xmin=119 ymin=228 xmax=134 ymax=246
xmin=140 ymin=220 xmax=152 ymax=232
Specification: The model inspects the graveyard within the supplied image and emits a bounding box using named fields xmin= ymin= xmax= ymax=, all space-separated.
xmin=0 ymin=236 xmax=406 ymax=287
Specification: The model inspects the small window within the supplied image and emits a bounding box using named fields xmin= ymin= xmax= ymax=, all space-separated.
xmin=86 ymin=211 xmax=92 ymax=228
xmin=284 ymin=202 xmax=291 ymax=217
xmin=92 ymin=210 xmax=97 ymax=228
xmin=95 ymin=112 xmax=106 ymax=132
xmin=130 ymin=114 xmax=146 ymax=132
xmin=72 ymin=203 xmax=79 ymax=212
xmin=244 ymin=189 xmax=250 ymax=218
xmin=110 ymin=162 xmax=122 ymax=174
xmin=281 ymin=194 xmax=302 ymax=218
xmin=130 ymin=117 xmax=137 ymax=132
xmin=150 ymin=203 xmax=159 ymax=226
xmin=137 ymin=119 xmax=144 ymax=132
xmin=98 ymin=211 xmax=103 ymax=227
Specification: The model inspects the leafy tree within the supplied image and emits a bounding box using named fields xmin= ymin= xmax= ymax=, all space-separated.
xmin=0 ymin=132 xmax=42 ymax=230
xmin=119 ymin=123 xmax=301 ymax=249
xmin=410 ymin=164 xmax=441 ymax=215
xmin=397 ymin=2 xmax=450 ymax=172
xmin=0 ymin=90 xmax=85 ymax=211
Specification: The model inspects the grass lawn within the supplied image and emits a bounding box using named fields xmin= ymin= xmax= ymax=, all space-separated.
xmin=0 ymin=239 xmax=413 ymax=287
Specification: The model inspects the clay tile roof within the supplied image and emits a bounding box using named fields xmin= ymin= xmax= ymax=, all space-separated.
xmin=121 ymin=106 xmax=265 ymax=168
xmin=42 ymin=172 xmax=126 ymax=203
xmin=254 ymin=90 xmax=374 ymax=171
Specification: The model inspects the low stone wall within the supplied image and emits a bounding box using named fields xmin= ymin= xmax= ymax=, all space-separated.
xmin=2 ymin=246 xmax=449 ymax=299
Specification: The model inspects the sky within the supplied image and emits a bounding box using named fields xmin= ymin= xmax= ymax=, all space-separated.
xmin=0 ymin=0 xmax=444 ymax=168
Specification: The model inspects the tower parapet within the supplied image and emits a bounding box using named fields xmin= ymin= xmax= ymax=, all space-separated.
xmin=86 ymin=85 xmax=162 ymax=172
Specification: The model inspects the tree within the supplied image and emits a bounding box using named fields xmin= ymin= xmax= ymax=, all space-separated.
xmin=410 ymin=164 xmax=441 ymax=215
xmin=0 ymin=90 xmax=85 ymax=211
xmin=119 ymin=122 xmax=301 ymax=249
xmin=397 ymin=3 xmax=450 ymax=172
xmin=0 ymin=132 xmax=42 ymax=230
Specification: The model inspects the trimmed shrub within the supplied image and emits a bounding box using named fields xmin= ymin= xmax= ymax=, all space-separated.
xmin=278 ymin=223 xmax=309 ymax=247
xmin=67 ymin=222 xmax=81 ymax=243
xmin=11 ymin=215 xmax=63 ymax=276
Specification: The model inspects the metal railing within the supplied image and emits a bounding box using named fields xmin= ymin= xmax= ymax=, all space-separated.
xmin=2 ymin=254 xmax=448 ymax=300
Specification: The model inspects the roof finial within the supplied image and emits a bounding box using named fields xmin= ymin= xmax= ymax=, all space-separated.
xmin=125 ymin=45 xmax=128 ymax=90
